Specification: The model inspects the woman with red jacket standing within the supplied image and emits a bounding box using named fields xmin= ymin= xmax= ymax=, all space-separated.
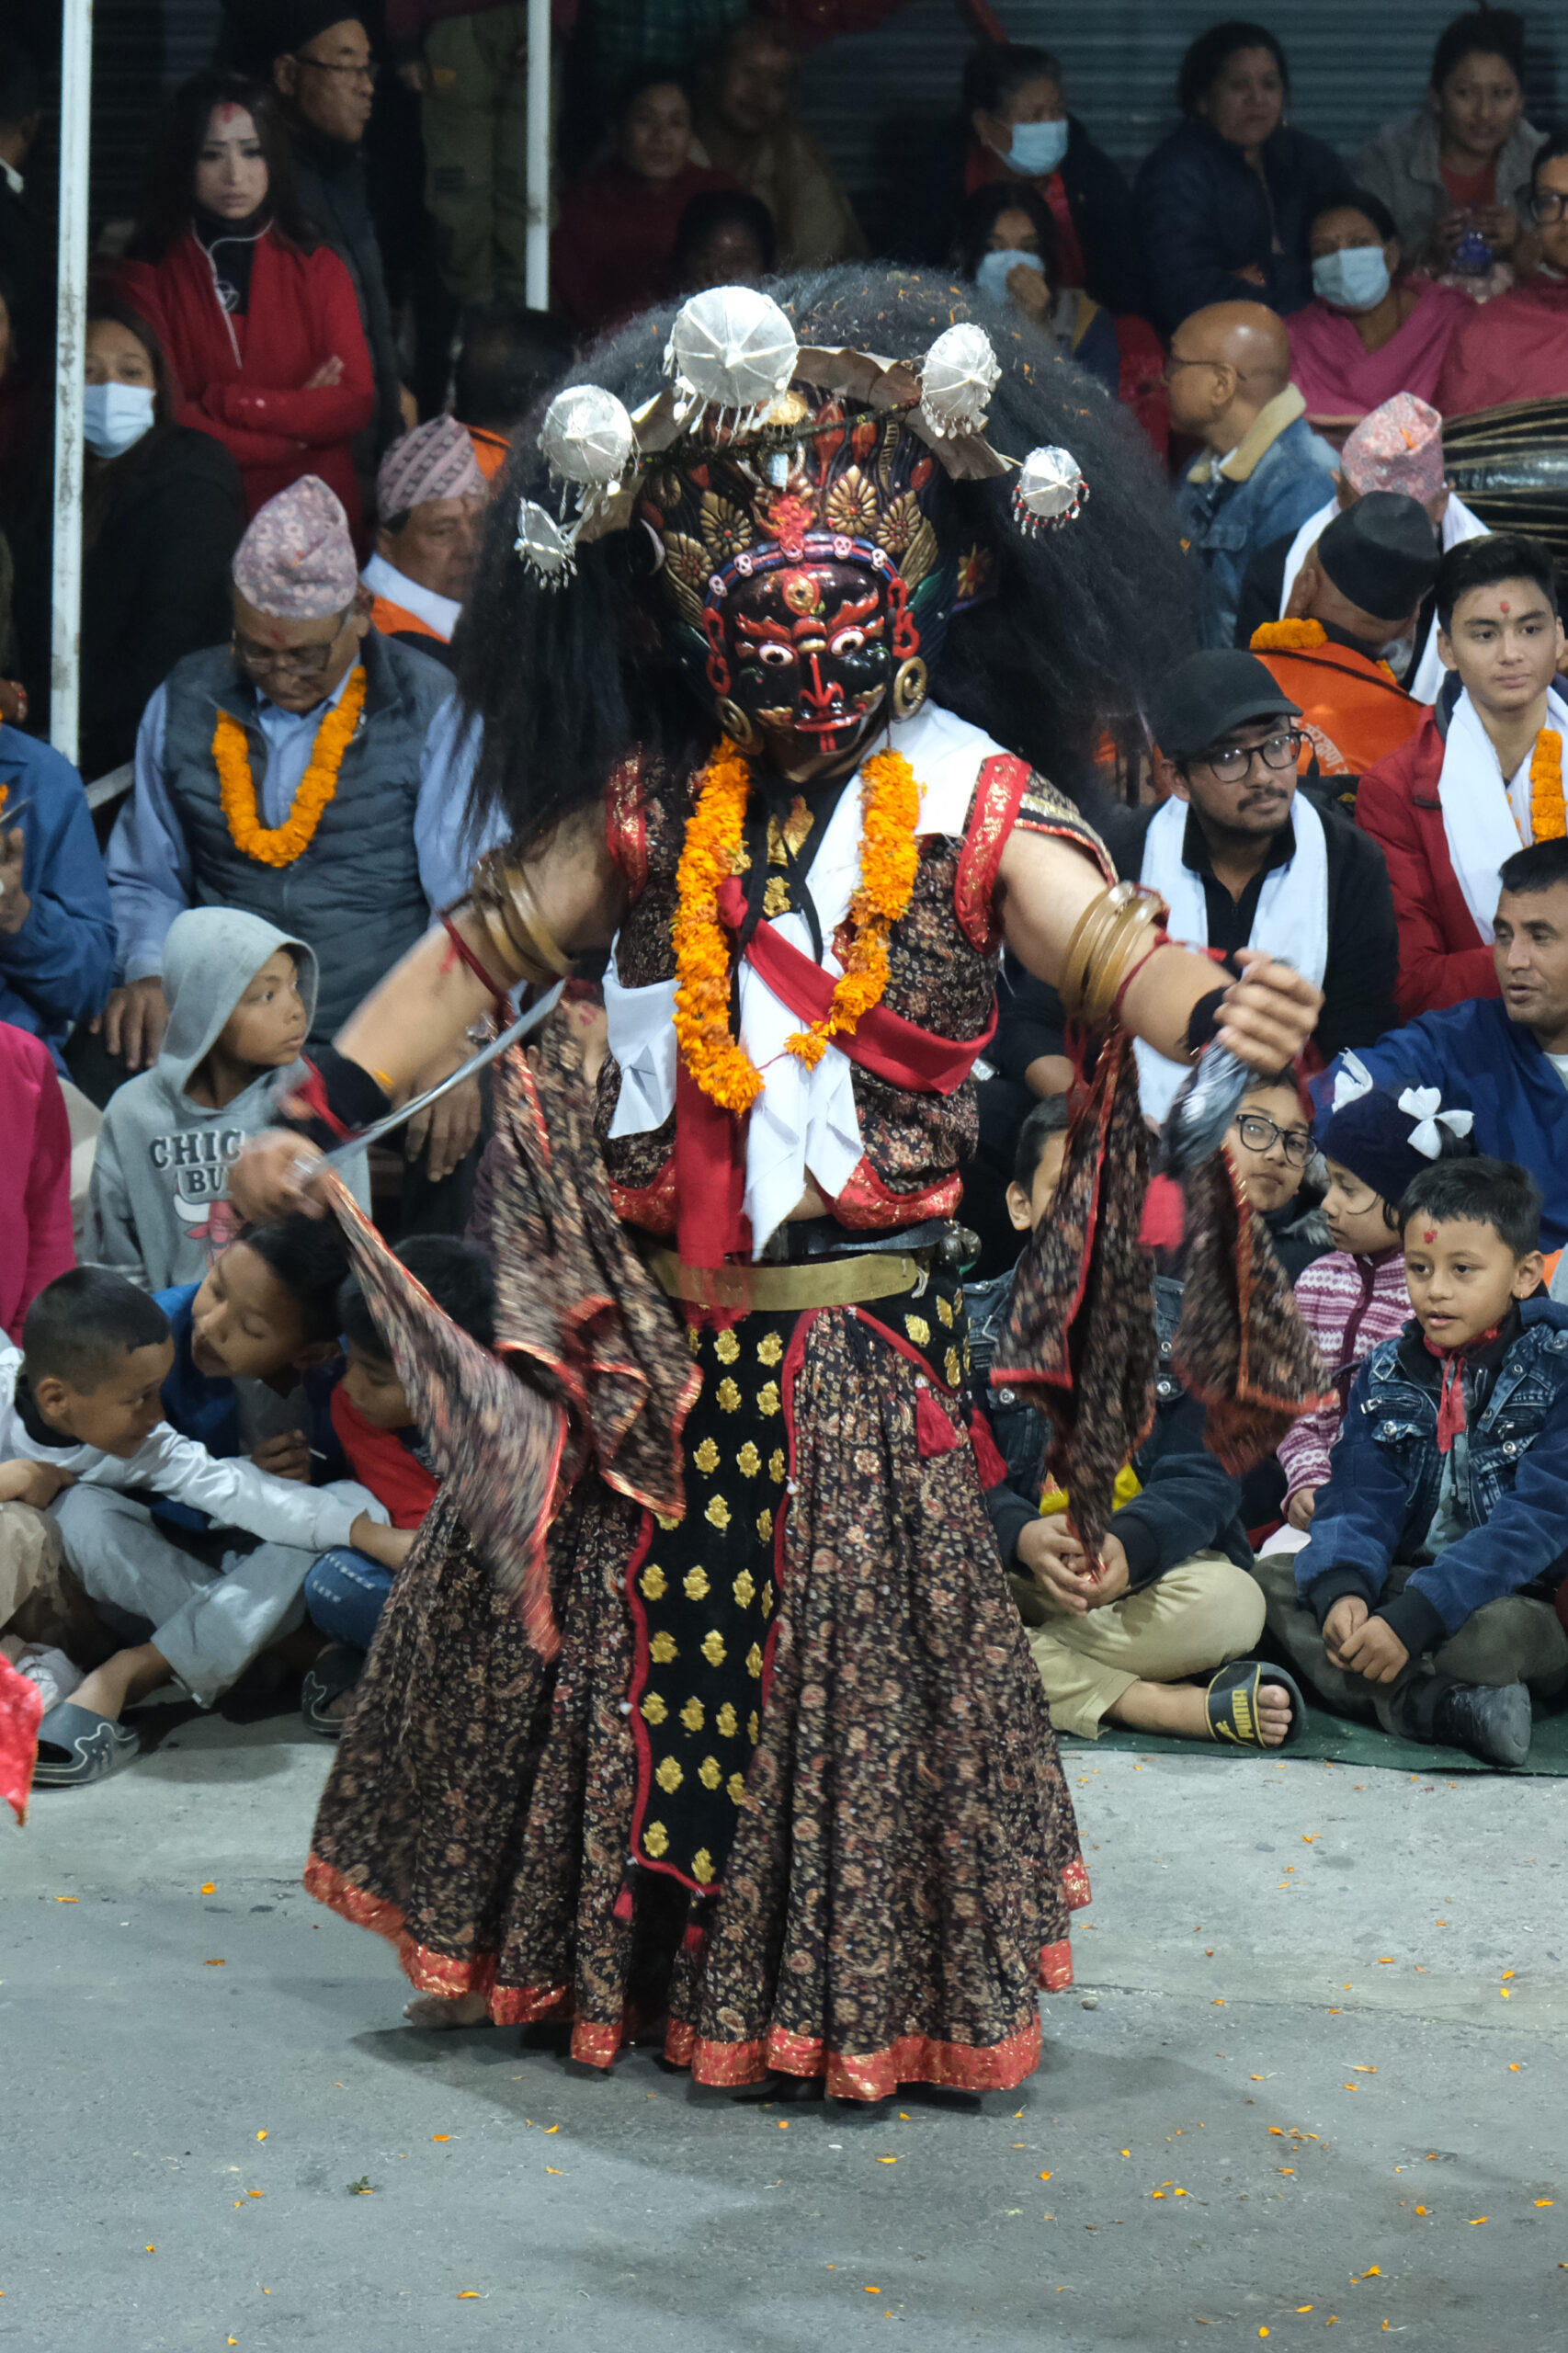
xmin=119 ymin=72 xmax=374 ymax=533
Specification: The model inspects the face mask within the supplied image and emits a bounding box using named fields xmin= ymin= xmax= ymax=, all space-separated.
xmin=1312 ymin=245 xmax=1391 ymax=312
xmin=83 ymin=381 xmax=156 ymax=459
xmin=1002 ymin=118 xmax=1069 ymax=177
xmin=976 ymin=247 xmax=1046 ymax=303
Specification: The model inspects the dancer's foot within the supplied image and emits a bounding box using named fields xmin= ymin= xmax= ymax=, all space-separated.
xmin=403 ymin=1990 xmax=491 ymax=2029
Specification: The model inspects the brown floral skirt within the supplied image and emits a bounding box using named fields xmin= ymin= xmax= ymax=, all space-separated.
xmin=306 ymin=1291 xmax=1089 ymax=2100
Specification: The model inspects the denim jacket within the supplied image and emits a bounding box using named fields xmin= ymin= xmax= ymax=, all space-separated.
xmin=1294 ymin=1298 xmax=1568 ymax=1654
xmin=1176 ymin=402 xmax=1339 ymax=649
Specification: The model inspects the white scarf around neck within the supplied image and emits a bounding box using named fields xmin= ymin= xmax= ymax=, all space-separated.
xmin=1134 ymin=790 xmax=1329 ymax=1124
xmin=1437 ymin=683 xmax=1568 ymax=945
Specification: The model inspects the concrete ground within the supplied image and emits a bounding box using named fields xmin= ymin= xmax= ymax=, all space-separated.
xmin=3 ymin=1711 xmax=1563 ymax=2353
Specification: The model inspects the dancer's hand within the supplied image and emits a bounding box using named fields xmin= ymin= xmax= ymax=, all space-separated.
xmin=1017 ymin=1519 xmax=1096 ymax=1615
xmin=1216 ymin=949 xmax=1322 ymax=1072
xmin=229 ymin=1127 xmax=329 ymax=1222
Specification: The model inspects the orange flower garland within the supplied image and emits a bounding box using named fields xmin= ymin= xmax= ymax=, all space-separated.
xmin=1528 ymin=728 xmax=1565 ymax=842
xmin=1249 ymin=619 xmax=1326 ymax=653
xmin=673 ymin=737 xmax=922 ymax=1112
xmin=212 ymin=665 xmax=367 ymax=868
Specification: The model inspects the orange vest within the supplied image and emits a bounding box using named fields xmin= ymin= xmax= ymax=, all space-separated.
xmin=1248 ymin=631 xmax=1424 ymax=779
xmin=369 ymin=593 xmax=447 ymax=647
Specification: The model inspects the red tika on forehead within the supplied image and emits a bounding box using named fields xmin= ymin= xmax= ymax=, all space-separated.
xmin=1500 ymin=598 xmax=1511 ymax=613
xmin=1424 ymin=1228 xmax=1437 ymax=1243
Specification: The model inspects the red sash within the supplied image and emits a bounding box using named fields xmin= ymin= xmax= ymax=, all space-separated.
xmin=675 ymin=879 xmax=997 ymax=1270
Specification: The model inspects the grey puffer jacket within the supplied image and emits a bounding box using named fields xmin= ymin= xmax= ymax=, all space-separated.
xmin=1353 ymin=108 xmax=1545 ymax=266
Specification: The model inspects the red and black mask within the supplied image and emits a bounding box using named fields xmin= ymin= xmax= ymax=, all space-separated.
xmin=699 ymin=536 xmax=924 ymax=771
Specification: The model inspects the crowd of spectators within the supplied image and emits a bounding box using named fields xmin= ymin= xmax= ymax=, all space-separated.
xmin=5 ymin=5 xmax=1568 ymax=1796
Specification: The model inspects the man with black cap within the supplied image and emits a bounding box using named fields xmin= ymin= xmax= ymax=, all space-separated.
xmin=1244 ymin=492 xmax=1437 ymax=785
xmin=1106 ymin=649 xmax=1399 ymax=1122
xmin=228 ymin=6 xmax=410 ymax=480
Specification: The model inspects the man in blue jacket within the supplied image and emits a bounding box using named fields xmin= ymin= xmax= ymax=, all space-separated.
xmin=1171 ymin=302 xmax=1339 ymax=649
xmin=1257 ymin=1156 xmax=1568 ymax=1766
xmin=1315 ymin=836 xmax=1568 ymax=1250
xmin=0 ymin=725 xmax=116 ymax=1073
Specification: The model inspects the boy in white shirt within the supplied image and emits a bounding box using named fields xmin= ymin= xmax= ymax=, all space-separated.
xmin=2 ymin=1267 xmax=388 ymax=1787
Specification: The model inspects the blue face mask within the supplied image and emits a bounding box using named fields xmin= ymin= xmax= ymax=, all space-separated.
xmin=976 ymin=247 xmax=1046 ymax=303
xmin=1003 ymin=118 xmax=1069 ymax=177
xmin=1312 ymin=244 xmax=1392 ymax=312
xmin=82 ymin=381 xmax=155 ymax=459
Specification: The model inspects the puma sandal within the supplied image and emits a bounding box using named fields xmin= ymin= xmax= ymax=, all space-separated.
xmin=1203 ymin=1659 xmax=1308 ymax=1748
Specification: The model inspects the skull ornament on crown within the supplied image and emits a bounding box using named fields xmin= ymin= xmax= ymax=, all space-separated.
xmin=515 ymin=283 xmax=1088 ymax=770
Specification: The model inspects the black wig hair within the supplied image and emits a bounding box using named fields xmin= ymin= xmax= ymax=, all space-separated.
xmin=1398 ymin=1155 xmax=1541 ymax=1256
xmin=454 ymin=300 xmax=575 ymax=436
xmin=1431 ymin=8 xmax=1526 ymax=92
xmin=1308 ymin=187 xmax=1400 ymax=247
xmin=24 ymin=1268 xmax=171 ymax=1392
xmin=1435 ymin=529 xmax=1558 ymax=631
xmin=337 ymin=1236 xmax=497 ymax=1359
xmin=1177 ymin=21 xmax=1289 ymax=116
xmin=455 ymin=265 xmax=1195 ymax=858
xmin=1011 ymin=1094 xmax=1072 ymax=1189
xmin=1531 ymin=125 xmax=1568 ymax=194
xmin=238 ymin=1215 xmax=348 ymax=1344
xmin=961 ymin=42 xmax=1066 ymax=119
xmin=951 ymin=183 xmax=1062 ymax=288
xmin=127 ymin=71 xmax=318 ymax=264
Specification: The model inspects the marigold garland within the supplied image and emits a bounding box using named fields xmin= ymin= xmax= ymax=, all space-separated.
xmin=1528 ymin=727 xmax=1565 ymax=843
xmin=212 ymin=665 xmax=367 ymax=868
xmin=1249 ymin=619 xmax=1326 ymax=653
xmin=672 ymin=736 xmax=922 ymax=1112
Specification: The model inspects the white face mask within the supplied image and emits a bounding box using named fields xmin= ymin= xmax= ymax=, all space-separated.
xmin=976 ymin=246 xmax=1046 ymax=302
xmin=1312 ymin=244 xmax=1392 ymax=313
xmin=83 ymin=381 xmax=156 ymax=459
xmin=1002 ymin=118 xmax=1069 ymax=177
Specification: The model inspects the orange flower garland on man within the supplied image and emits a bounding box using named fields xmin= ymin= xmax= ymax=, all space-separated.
xmin=231 ymin=274 xmax=1323 ymax=2100
xmin=97 ymin=474 xmax=489 ymax=1197
xmin=1358 ymin=531 xmax=1568 ymax=1022
xmin=1247 ymin=492 xmax=1437 ymax=781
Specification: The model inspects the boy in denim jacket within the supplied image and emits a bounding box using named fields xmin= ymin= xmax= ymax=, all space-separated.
xmin=1260 ymin=1156 xmax=1568 ymax=1765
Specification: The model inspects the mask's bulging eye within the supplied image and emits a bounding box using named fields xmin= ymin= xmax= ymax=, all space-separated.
xmin=756 ymin=642 xmax=793 ymax=668
xmin=830 ymin=627 xmax=867 ymax=655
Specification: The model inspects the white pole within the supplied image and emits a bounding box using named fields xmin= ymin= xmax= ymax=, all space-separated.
xmin=524 ymin=0 xmax=550 ymax=309
xmin=51 ymin=0 xmax=94 ymax=767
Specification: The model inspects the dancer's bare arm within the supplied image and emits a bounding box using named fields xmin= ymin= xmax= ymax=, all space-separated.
xmin=230 ymin=809 xmax=625 ymax=1220
xmin=995 ymin=825 xmax=1321 ymax=1072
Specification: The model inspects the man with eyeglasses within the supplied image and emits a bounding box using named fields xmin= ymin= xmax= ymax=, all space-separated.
xmin=1168 ymin=301 xmax=1339 ymax=649
xmin=232 ymin=6 xmax=411 ymax=472
xmin=1436 ymin=131 xmax=1568 ymax=415
xmin=100 ymin=475 xmax=490 ymax=1199
xmin=1104 ymin=648 xmax=1398 ymax=1122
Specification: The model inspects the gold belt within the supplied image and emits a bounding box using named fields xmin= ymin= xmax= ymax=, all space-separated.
xmin=647 ymin=1247 xmax=925 ymax=1313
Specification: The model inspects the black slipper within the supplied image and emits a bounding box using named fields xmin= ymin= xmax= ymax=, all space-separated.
xmin=1203 ymin=1659 xmax=1308 ymax=1748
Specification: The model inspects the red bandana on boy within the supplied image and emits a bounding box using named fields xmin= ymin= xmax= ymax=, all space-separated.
xmin=1423 ymin=1323 xmax=1503 ymax=1453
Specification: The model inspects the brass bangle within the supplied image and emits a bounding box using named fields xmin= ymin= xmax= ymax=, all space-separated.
xmin=1060 ymin=882 xmax=1168 ymax=1028
xmin=467 ymin=851 xmax=576 ymax=984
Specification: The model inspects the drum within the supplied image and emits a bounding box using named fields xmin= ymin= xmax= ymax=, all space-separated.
xmin=1443 ymin=399 xmax=1568 ymax=566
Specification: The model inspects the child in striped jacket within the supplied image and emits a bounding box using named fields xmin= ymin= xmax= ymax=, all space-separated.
xmin=1279 ymin=1069 xmax=1475 ymax=1533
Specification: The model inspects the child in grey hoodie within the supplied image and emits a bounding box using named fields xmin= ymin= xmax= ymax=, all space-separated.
xmin=85 ymin=909 xmax=366 ymax=1290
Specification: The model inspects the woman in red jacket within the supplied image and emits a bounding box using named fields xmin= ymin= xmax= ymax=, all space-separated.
xmin=119 ymin=72 xmax=374 ymax=533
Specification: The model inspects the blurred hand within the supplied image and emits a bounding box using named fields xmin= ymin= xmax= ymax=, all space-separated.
xmin=1286 ymin=1485 xmax=1319 ymax=1532
xmin=1473 ymin=200 xmax=1520 ymax=253
xmin=93 ymin=975 xmax=169 ymax=1068
xmin=229 ymin=1127 xmax=329 ymax=1222
xmin=0 ymin=1458 xmax=76 ymax=1507
xmin=404 ymin=1051 xmax=482 ymax=1182
xmin=1336 ymin=1612 xmax=1409 ymax=1685
xmin=303 ymin=355 xmax=346 ymax=390
xmin=396 ymin=60 xmax=432 ymax=93
xmin=1216 ymin=949 xmax=1322 ymax=1074
xmin=1323 ymin=1593 xmax=1369 ymax=1665
xmin=349 ymin=1516 xmax=417 ymax=1569
xmin=1017 ymin=1517 xmax=1097 ymax=1615
xmin=399 ymin=383 xmax=419 ymax=431
xmin=1090 ymin=1531 xmax=1131 ymax=1607
xmin=1432 ymin=210 xmax=1470 ymax=263
xmin=252 ymin=1428 xmax=312 ymax=1483
xmin=0 ymin=679 xmax=27 ymax=724
xmin=1006 ymin=265 xmax=1052 ymax=325
xmin=0 ymin=825 xmax=28 ymax=937
xmin=1234 ymin=261 xmax=1267 ymax=287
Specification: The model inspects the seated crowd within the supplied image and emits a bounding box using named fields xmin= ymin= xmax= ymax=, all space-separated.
xmin=6 ymin=6 xmax=1568 ymax=1795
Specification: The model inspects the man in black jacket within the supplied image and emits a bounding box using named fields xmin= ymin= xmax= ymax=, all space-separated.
xmin=968 ymin=1101 xmax=1298 ymax=1746
xmin=233 ymin=6 xmax=409 ymax=480
xmin=1104 ymin=650 xmax=1399 ymax=1123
